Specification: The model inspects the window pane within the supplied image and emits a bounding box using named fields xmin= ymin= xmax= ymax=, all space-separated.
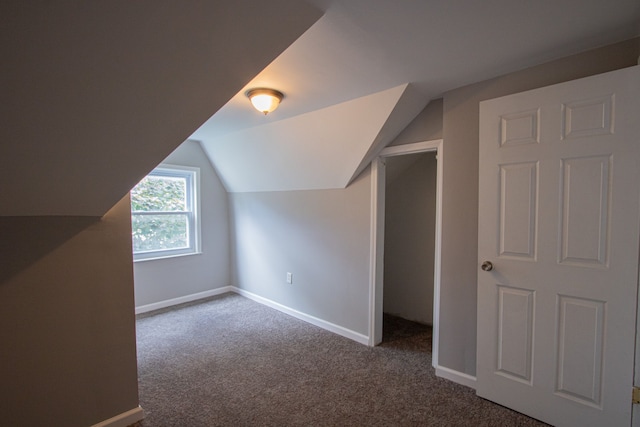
xmin=131 ymin=175 xmax=186 ymax=212
xmin=132 ymin=214 xmax=189 ymax=252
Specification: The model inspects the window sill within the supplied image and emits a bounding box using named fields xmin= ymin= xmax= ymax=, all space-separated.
xmin=133 ymin=251 xmax=202 ymax=263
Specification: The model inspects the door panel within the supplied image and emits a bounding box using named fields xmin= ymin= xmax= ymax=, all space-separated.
xmin=499 ymin=161 xmax=538 ymax=259
xmin=562 ymin=95 xmax=613 ymax=139
xmin=477 ymin=66 xmax=640 ymax=427
xmin=496 ymin=285 xmax=534 ymax=383
xmin=556 ymin=295 xmax=605 ymax=407
xmin=559 ymin=155 xmax=610 ymax=267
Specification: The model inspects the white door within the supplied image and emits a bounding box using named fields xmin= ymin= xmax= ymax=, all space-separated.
xmin=477 ymin=66 xmax=640 ymax=427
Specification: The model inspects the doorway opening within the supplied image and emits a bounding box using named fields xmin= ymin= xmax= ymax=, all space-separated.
xmin=382 ymin=151 xmax=436 ymax=346
xmin=369 ymin=139 xmax=443 ymax=368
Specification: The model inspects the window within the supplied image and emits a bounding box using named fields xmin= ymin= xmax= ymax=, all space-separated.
xmin=131 ymin=164 xmax=200 ymax=261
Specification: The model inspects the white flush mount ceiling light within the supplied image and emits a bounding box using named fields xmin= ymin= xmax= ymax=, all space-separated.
xmin=246 ymin=88 xmax=284 ymax=115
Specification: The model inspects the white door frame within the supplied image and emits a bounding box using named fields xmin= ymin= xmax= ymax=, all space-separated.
xmin=368 ymin=139 xmax=443 ymax=367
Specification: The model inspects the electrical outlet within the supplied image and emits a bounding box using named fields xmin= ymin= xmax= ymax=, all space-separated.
xmin=286 ymin=272 xmax=293 ymax=284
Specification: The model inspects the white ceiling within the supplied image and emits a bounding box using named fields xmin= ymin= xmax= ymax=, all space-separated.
xmin=201 ymin=84 xmax=423 ymax=192
xmin=191 ymin=0 xmax=640 ymax=192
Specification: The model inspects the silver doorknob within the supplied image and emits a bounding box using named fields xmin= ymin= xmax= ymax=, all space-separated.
xmin=481 ymin=261 xmax=493 ymax=272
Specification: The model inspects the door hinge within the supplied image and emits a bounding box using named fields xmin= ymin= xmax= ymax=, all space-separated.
xmin=633 ymin=387 xmax=640 ymax=404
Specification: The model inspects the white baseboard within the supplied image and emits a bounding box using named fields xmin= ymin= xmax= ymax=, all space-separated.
xmin=435 ymin=365 xmax=476 ymax=389
xmin=135 ymin=288 xmax=477 ymax=393
xmin=91 ymin=406 xmax=144 ymax=427
xmin=232 ymin=287 xmax=370 ymax=345
xmin=135 ymin=286 xmax=233 ymax=314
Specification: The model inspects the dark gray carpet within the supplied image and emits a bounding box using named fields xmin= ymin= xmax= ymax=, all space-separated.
xmin=133 ymin=293 xmax=548 ymax=426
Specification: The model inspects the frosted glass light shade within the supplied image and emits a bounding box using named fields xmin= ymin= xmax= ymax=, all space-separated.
xmin=246 ymin=88 xmax=284 ymax=115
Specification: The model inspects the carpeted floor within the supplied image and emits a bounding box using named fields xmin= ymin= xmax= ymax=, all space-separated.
xmin=133 ymin=293 xmax=549 ymax=426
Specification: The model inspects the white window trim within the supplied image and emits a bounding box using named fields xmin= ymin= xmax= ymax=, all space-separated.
xmin=132 ymin=163 xmax=201 ymax=262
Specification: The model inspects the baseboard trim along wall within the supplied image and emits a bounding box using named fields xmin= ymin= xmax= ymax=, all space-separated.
xmin=232 ymin=287 xmax=370 ymax=345
xmin=135 ymin=286 xmax=369 ymax=344
xmin=435 ymin=365 xmax=477 ymax=389
xmin=135 ymin=286 xmax=234 ymax=314
xmin=134 ymin=288 xmax=478 ymax=390
xmin=91 ymin=406 xmax=144 ymax=427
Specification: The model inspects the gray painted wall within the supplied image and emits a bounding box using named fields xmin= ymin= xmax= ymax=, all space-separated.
xmin=390 ymin=98 xmax=443 ymax=146
xmin=134 ymin=140 xmax=231 ymax=307
xmin=383 ymin=152 xmax=437 ymax=325
xmin=228 ymin=103 xmax=442 ymax=336
xmin=6 ymin=38 xmax=627 ymax=427
xmin=19 ymin=6 xmax=640 ymax=426
xmin=0 ymin=4 xmax=320 ymax=421
xmin=230 ymin=168 xmax=372 ymax=334
xmin=0 ymin=197 xmax=139 ymax=426
xmin=229 ymin=37 xmax=639 ymax=380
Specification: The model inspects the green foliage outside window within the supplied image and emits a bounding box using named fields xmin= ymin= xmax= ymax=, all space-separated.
xmin=131 ymin=174 xmax=190 ymax=253
xmin=131 ymin=175 xmax=186 ymax=212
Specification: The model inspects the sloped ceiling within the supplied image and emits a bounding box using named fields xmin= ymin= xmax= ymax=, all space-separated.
xmin=0 ymin=0 xmax=321 ymax=216
xmin=4 ymin=0 xmax=639 ymax=211
xmin=192 ymin=0 xmax=640 ymax=193
xmin=199 ymin=84 xmax=425 ymax=192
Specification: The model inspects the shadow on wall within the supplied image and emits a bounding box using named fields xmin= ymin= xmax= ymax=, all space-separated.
xmin=0 ymin=216 xmax=100 ymax=283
